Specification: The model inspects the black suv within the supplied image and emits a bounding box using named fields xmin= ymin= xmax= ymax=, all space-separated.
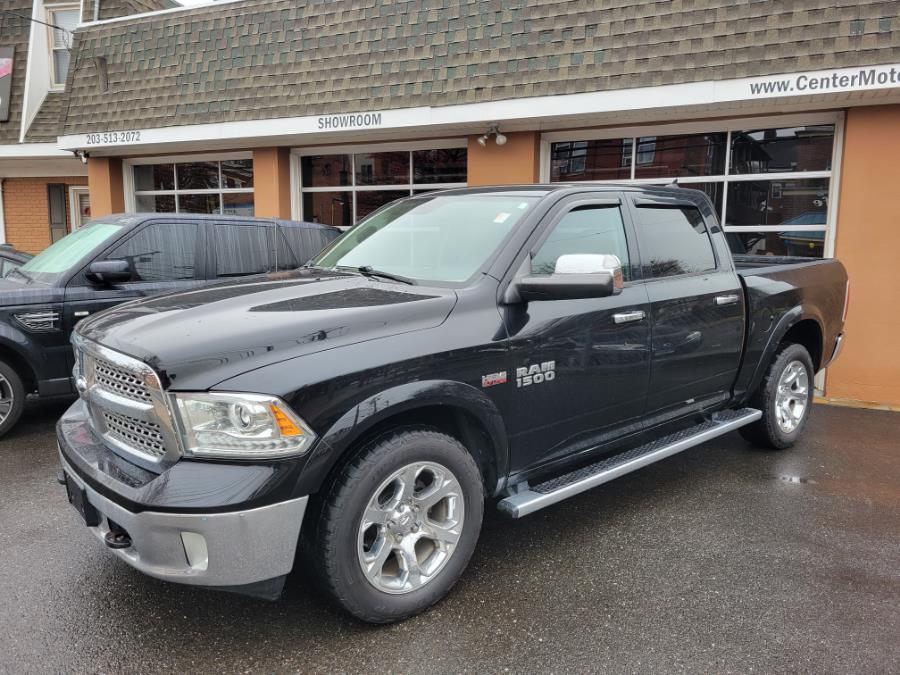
xmin=0 ymin=213 xmax=338 ymax=435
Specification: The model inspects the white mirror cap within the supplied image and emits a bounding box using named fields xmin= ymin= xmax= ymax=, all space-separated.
xmin=554 ymin=253 xmax=621 ymax=274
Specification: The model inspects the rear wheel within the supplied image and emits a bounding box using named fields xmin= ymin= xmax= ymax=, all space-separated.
xmin=309 ymin=427 xmax=484 ymax=623
xmin=740 ymin=343 xmax=814 ymax=449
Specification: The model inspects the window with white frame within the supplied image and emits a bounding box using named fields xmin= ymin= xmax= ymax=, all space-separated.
xmin=47 ymin=5 xmax=79 ymax=87
xmin=297 ymin=143 xmax=467 ymax=228
xmin=131 ymin=157 xmax=254 ymax=215
xmin=548 ymin=116 xmax=839 ymax=258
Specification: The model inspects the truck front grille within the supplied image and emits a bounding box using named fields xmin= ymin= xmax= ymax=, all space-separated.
xmin=94 ymin=356 xmax=153 ymax=402
xmin=101 ymin=410 xmax=166 ymax=459
xmin=73 ymin=334 xmax=181 ymax=468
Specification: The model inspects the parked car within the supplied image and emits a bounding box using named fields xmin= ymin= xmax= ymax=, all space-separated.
xmin=0 ymin=213 xmax=338 ymax=436
xmin=0 ymin=243 xmax=33 ymax=277
xmin=57 ymin=186 xmax=848 ymax=623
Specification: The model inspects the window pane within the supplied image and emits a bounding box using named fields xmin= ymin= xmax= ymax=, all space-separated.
xmin=634 ymin=133 xmax=726 ymax=178
xmin=413 ymin=148 xmax=468 ymax=184
xmin=354 ymin=152 xmax=409 ymax=186
xmin=301 ymin=155 xmax=351 ymax=188
xmin=135 ymin=194 xmax=175 ymax=213
xmin=104 ymin=223 xmax=197 ymax=281
xmin=221 ymin=159 xmax=253 ymax=189
xmin=531 ymin=206 xmax=631 ymax=280
xmin=726 ymin=178 xmax=828 ymax=228
xmin=550 ymin=139 xmax=632 ymax=182
xmin=303 ymin=191 xmax=352 ymax=227
xmin=634 ymin=206 xmax=716 ymax=278
xmin=52 ymin=50 xmax=70 ymax=84
xmin=730 ymin=125 xmax=834 ymax=174
xmin=178 ymin=193 xmax=221 ymax=214
xmin=727 ymin=231 xmax=824 ymax=258
xmin=134 ymin=164 xmax=174 ymax=191
xmin=177 ymin=162 xmax=219 ymax=190
xmin=222 ymin=192 xmax=254 ymax=216
xmin=356 ymin=190 xmax=409 ymax=221
xmin=50 ymin=9 xmax=78 ymax=48
xmin=277 ymin=225 xmax=338 ymax=270
xmin=215 ymin=225 xmax=271 ymax=277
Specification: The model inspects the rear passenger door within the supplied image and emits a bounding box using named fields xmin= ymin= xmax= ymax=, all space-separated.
xmin=627 ymin=195 xmax=745 ymax=421
xmin=210 ymin=221 xmax=274 ymax=279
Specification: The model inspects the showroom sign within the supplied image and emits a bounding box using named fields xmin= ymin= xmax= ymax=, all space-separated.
xmin=0 ymin=47 xmax=13 ymax=123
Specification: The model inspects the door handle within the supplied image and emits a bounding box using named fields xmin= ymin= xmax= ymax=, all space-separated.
xmin=613 ymin=310 xmax=646 ymax=324
xmin=715 ymin=294 xmax=740 ymax=306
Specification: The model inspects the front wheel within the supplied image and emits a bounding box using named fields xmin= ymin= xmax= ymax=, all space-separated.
xmin=0 ymin=360 xmax=26 ymax=438
xmin=740 ymin=343 xmax=814 ymax=449
xmin=309 ymin=427 xmax=484 ymax=623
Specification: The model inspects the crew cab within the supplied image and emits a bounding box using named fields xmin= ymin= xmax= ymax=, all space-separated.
xmin=0 ymin=214 xmax=338 ymax=436
xmin=56 ymin=186 xmax=848 ymax=623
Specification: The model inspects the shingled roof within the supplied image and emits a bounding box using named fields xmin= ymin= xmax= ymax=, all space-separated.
xmin=61 ymin=0 xmax=900 ymax=137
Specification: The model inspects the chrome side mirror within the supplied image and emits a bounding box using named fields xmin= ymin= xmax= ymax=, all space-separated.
xmin=511 ymin=254 xmax=624 ymax=303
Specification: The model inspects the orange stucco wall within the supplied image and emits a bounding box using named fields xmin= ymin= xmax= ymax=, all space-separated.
xmin=467 ymin=131 xmax=541 ymax=186
xmin=825 ymin=105 xmax=900 ymax=407
xmin=252 ymin=147 xmax=292 ymax=219
xmin=2 ymin=176 xmax=88 ymax=253
xmin=87 ymin=157 xmax=125 ymax=217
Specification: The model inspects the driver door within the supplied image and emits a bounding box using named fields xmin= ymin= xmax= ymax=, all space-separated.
xmin=503 ymin=195 xmax=652 ymax=474
xmin=62 ymin=220 xmax=206 ymax=337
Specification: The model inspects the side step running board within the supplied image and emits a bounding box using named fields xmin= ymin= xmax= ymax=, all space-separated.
xmin=498 ymin=408 xmax=762 ymax=518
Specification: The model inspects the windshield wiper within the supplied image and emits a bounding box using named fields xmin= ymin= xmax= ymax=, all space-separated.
xmin=336 ymin=265 xmax=416 ymax=285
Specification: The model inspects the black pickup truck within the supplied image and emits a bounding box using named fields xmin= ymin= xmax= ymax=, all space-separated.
xmin=0 ymin=214 xmax=337 ymax=436
xmin=56 ymin=185 xmax=848 ymax=623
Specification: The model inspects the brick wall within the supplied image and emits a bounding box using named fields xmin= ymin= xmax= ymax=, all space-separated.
xmin=1 ymin=177 xmax=89 ymax=254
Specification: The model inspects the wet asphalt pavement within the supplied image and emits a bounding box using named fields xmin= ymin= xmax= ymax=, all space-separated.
xmin=1 ymin=399 xmax=898 ymax=674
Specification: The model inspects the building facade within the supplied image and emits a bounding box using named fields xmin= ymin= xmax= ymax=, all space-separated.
xmin=0 ymin=0 xmax=174 ymax=251
xmin=5 ymin=0 xmax=900 ymax=408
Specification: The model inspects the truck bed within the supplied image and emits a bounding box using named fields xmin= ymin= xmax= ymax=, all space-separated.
xmin=731 ymin=254 xmax=848 ymax=402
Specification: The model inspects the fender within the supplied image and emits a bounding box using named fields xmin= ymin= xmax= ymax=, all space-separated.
xmin=0 ymin=324 xmax=42 ymax=378
xmin=298 ymin=379 xmax=509 ymax=497
xmin=739 ymin=305 xmax=825 ymax=402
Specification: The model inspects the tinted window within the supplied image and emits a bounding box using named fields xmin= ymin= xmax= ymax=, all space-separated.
xmin=634 ymin=205 xmax=716 ymax=278
xmin=531 ymin=206 xmax=631 ymax=280
xmin=276 ymin=225 xmax=339 ymax=269
xmin=103 ymin=222 xmax=197 ymax=282
xmin=215 ymin=224 xmax=271 ymax=277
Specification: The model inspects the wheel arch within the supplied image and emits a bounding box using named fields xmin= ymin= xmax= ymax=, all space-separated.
xmin=0 ymin=335 xmax=37 ymax=392
xmin=303 ymin=380 xmax=509 ymax=497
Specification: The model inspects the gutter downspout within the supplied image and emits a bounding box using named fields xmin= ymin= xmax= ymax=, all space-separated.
xmin=93 ymin=0 xmax=100 ymax=21
xmin=0 ymin=179 xmax=7 ymax=245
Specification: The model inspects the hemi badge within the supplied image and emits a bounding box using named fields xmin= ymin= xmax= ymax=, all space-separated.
xmin=481 ymin=371 xmax=507 ymax=388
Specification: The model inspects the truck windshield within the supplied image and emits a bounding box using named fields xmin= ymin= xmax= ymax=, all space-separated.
xmin=13 ymin=222 xmax=123 ymax=285
xmin=312 ymin=194 xmax=538 ymax=284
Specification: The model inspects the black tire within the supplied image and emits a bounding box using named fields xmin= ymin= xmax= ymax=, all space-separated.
xmin=0 ymin=360 xmax=26 ymax=438
xmin=307 ymin=427 xmax=484 ymax=623
xmin=739 ymin=342 xmax=814 ymax=450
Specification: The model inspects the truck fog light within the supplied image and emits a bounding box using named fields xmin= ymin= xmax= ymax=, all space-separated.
xmin=181 ymin=532 xmax=209 ymax=571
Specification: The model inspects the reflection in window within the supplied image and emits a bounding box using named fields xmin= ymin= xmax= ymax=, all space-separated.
xmin=132 ymin=158 xmax=254 ymax=215
xmin=299 ymin=147 xmax=467 ymax=228
xmin=634 ymin=134 xmax=726 ymax=178
xmin=730 ymin=125 xmax=834 ymax=174
xmin=531 ymin=206 xmax=631 ymax=280
xmin=727 ymin=231 xmax=824 ymax=258
xmin=726 ymin=178 xmax=828 ymax=228
xmin=103 ymin=223 xmax=197 ymax=282
xmin=634 ymin=206 xmax=716 ymax=278
xmin=550 ymin=139 xmax=632 ymax=181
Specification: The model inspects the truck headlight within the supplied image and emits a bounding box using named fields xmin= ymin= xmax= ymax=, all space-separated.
xmin=172 ymin=392 xmax=316 ymax=459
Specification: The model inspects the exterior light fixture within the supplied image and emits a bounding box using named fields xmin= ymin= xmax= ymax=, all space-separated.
xmin=477 ymin=124 xmax=506 ymax=146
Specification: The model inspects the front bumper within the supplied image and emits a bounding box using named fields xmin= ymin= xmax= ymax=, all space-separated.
xmin=57 ymin=401 xmax=309 ymax=599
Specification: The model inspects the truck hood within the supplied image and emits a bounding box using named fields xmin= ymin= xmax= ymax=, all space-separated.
xmin=76 ymin=269 xmax=457 ymax=390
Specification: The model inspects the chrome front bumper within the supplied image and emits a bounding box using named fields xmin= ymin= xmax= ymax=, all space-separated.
xmin=59 ymin=451 xmax=307 ymax=595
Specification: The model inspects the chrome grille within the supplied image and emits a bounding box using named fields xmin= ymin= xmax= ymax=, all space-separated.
xmin=93 ymin=356 xmax=152 ymax=402
xmin=101 ymin=410 xmax=166 ymax=458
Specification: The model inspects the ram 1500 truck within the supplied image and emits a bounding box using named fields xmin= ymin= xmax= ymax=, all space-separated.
xmin=0 ymin=214 xmax=337 ymax=437
xmin=57 ymin=185 xmax=848 ymax=623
